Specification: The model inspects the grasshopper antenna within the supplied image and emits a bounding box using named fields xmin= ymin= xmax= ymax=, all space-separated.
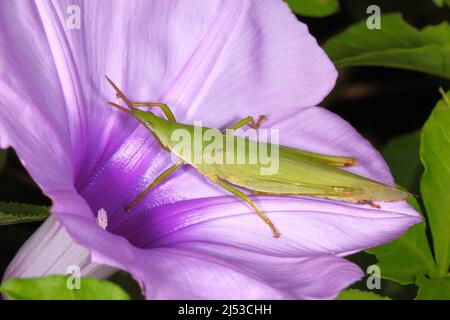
xmin=107 ymin=101 xmax=133 ymax=115
xmin=105 ymin=76 xmax=134 ymax=109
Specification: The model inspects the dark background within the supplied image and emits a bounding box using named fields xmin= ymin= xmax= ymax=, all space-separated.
xmin=0 ymin=0 xmax=449 ymax=299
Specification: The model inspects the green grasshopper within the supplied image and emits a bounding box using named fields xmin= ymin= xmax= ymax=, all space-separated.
xmin=105 ymin=77 xmax=410 ymax=238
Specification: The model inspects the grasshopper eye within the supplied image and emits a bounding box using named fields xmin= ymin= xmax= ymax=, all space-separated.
xmin=146 ymin=122 xmax=155 ymax=129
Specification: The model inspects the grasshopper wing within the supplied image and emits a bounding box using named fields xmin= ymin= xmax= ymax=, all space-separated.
xmin=278 ymin=145 xmax=357 ymax=167
xmin=216 ymin=144 xmax=409 ymax=204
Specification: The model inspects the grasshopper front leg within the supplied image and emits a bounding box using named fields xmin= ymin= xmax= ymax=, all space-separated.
xmin=131 ymin=102 xmax=176 ymax=122
xmin=106 ymin=76 xmax=176 ymax=122
xmin=210 ymin=177 xmax=281 ymax=239
xmin=105 ymin=77 xmax=175 ymax=151
xmin=125 ymin=159 xmax=185 ymax=212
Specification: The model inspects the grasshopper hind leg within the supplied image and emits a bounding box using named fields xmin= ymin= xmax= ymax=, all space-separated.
xmin=125 ymin=160 xmax=184 ymax=212
xmin=356 ymin=200 xmax=381 ymax=209
xmin=210 ymin=177 xmax=281 ymax=239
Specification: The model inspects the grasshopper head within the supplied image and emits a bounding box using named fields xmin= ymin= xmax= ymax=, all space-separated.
xmin=107 ymin=101 xmax=158 ymax=131
xmin=105 ymin=76 xmax=162 ymax=132
xmin=105 ymin=76 xmax=172 ymax=148
xmin=130 ymin=107 xmax=158 ymax=131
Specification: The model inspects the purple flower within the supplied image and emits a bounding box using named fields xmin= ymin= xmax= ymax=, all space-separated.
xmin=0 ymin=0 xmax=420 ymax=299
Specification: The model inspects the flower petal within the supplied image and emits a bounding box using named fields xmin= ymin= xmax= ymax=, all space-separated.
xmin=52 ymin=193 xmax=364 ymax=299
xmin=0 ymin=3 xmax=75 ymax=191
xmin=47 ymin=185 xmax=417 ymax=299
xmin=142 ymin=196 xmax=421 ymax=255
xmin=0 ymin=0 xmax=336 ymax=200
xmin=138 ymin=251 xmax=363 ymax=300
xmin=164 ymin=0 xmax=337 ymax=125
xmin=1 ymin=0 xmax=420 ymax=300
xmin=2 ymin=215 xmax=115 ymax=282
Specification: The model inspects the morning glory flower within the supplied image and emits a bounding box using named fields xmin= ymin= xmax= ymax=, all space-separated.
xmin=0 ymin=0 xmax=420 ymax=299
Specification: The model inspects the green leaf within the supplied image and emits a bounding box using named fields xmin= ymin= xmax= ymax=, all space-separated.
xmin=324 ymin=14 xmax=450 ymax=79
xmin=367 ymin=133 xmax=436 ymax=285
xmin=336 ymin=289 xmax=390 ymax=300
xmin=109 ymin=271 xmax=144 ymax=300
xmin=0 ymin=149 xmax=7 ymax=172
xmin=0 ymin=276 xmax=130 ymax=300
xmin=364 ymin=90 xmax=450 ymax=299
xmin=0 ymin=202 xmax=49 ymax=225
xmin=421 ymin=89 xmax=450 ymax=276
xmin=381 ymin=132 xmax=423 ymax=194
xmin=284 ymin=0 xmax=339 ymax=17
xmin=416 ymin=276 xmax=450 ymax=300
xmin=367 ymin=217 xmax=437 ymax=285
xmin=433 ymin=0 xmax=450 ymax=7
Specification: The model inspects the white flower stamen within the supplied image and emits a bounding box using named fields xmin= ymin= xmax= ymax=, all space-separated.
xmin=96 ymin=208 xmax=108 ymax=230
